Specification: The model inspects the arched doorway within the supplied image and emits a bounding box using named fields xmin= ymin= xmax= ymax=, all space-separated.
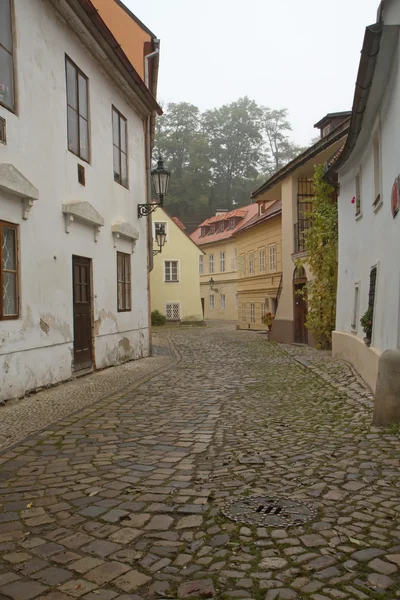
xmin=293 ymin=266 xmax=308 ymax=344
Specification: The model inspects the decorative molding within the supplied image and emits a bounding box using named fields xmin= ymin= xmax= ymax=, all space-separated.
xmin=0 ymin=163 xmax=39 ymax=220
xmin=62 ymin=201 xmax=104 ymax=242
xmin=112 ymin=221 xmax=139 ymax=253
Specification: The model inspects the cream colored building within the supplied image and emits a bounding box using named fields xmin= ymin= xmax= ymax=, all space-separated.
xmin=252 ymin=113 xmax=350 ymax=345
xmin=235 ymin=201 xmax=282 ymax=331
xmin=190 ymin=206 xmax=258 ymax=321
xmin=150 ymin=210 xmax=203 ymax=323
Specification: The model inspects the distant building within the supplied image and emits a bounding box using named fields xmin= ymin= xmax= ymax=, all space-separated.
xmin=190 ymin=205 xmax=259 ymax=321
xmin=0 ymin=0 xmax=161 ymax=401
xmin=252 ymin=113 xmax=350 ymax=345
xmin=151 ymin=210 xmax=204 ymax=323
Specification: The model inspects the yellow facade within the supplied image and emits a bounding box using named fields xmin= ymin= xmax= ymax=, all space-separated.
xmin=236 ymin=211 xmax=282 ymax=331
xmin=150 ymin=211 xmax=203 ymax=322
xmin=200 ymin=240 xmax=239 ymax=321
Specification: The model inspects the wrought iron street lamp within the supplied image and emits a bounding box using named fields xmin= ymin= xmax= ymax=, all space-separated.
xmin=138 ymin=155 xmax=171 ymax=218
xmin=153 ymin=223 xmax=166 ymax=256
xmin=209 ymin=277 xmax=218 ymax=292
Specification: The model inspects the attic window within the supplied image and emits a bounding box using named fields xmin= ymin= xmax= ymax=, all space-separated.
xmin=209 ymin=225 xmax=215 ymax=234
xmin=229 ymin=218 xmax=236 ymax=230
xmin=323 ymin=124 xmax=331 ymax=137
xmin=218 ymin=222 xmax=225 ymax=232
xmin=200 ymin=227 xmax=207 ymax=237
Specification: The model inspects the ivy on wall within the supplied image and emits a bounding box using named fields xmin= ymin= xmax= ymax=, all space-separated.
xmin=298 ymin=164 xmax=338 ymax=349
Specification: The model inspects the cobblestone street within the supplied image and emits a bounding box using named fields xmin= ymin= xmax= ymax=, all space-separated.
xmin=0 ymin=324 xmax=399 ymax=600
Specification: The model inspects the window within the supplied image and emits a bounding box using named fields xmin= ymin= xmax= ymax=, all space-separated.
xmin=233 ymin=248 xmax=238 ymax=271
xmin=164 ymin=260 xmax=179 ymax=282
xmin=0 ymin=0 xmax=14 ymax=111
xmin=200 ymin=227 xmax=207 ymax=237
xmin=112 ymin=106 xmax=128 ymax=187
xmin=218 ymin=222 xmax=224 ymax=233
xmin=373 ymin=128 xmax=381 ymax=208
xmin=117 ymin=252 xmax=131 ymax=312
xmin=269 ymin=244 xmax=277 ymax=272
xmin=154 ymin=221 xmax=167 ymax=242
xmin=250 ymin=303 xmax=255 ymax=323
xmin=322 ymin=124 xmax=331 ymax=137
xmin=165 ymin=302 xmax=181 ymax=321
xmin=209 ymin=254 xmax=214 ymax=274
xmin=241 ymin=303 xmax=246 ymax=322
xmin=209 ymin=294 xmax=215 ymax=309
xmin=199 ymin=255 xmax=204 ymax=275
xmin=66 ymin=57 xmax=89 ymax=162
xmin=240 ymin=254 xmax=246 ymax=276
xmin=220 ymin=252 xmax=225 ymax=272
xmin=235 ymin=293 xmax=239 ymax=310
xmin=355 ymin=170 xmax=361 ymax=217
xmin=220 ymin=294 xmax=226 ymax=310
xmin=210 ymin=225 xmax=215 ymax=235
xmin=259 ymin=248 xmax=266 ymax=273
xmin=260 ymin=303 xmax=265 ymax=324
xmin=351 ymin=283 xmax=360 ymax=331
xmin=0 ymin=221 xmax=18 ymax=319
xmin=249 ymin=252 xmax=254 ymax=275
xmin=368 ymin=266 xmax=378 ymax=339
xmin=229 ymin=218 xmax=235 ymax=230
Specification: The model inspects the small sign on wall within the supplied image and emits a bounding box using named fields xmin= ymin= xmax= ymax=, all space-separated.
xmin=391 ymin=175 xmax=400 ymax=218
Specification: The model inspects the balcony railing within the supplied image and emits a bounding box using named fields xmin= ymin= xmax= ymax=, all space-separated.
xmin=294 ymin=219 xmax=312 ymax=254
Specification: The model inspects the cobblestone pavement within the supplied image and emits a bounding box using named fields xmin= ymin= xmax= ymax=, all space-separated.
xmin=0 ymin=324 xmax=399 ymax=600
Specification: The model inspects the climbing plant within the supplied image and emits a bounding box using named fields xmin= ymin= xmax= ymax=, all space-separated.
xmin=299 ymin=164 xmax=338 ymax=349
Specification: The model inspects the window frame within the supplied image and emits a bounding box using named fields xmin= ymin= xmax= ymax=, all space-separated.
xmin=0 ymin=220 xmax=19 ymax=320
xmin=117 ymin=252 xmax=131 ymax=312
xmin=240 ymin=254 xmax=246 ymax=276
xmin=112 ymin=105 xmax=128 ymax=188
xmin=219 ymin=251 xmax=225 ymax=273
xmin=209 ymin=294 xmax=215 ymax=309
xmin=154 ymin=221 xmax=168 ymax=243
xmin=229 ymin=218 xmax=236 ymax=230
xmin=199 ymin=255 xmax=204 ymax=275
xmin=268 ymin=244 xmax=277 ymax=273
xmin=241 ymin=303 xmax=246 ymax=322
xmin=259 ymin=247 xmax=266 ymax=273
xmin=0 ymin=0 xmax=15 ymax=113
xmin=65 ymin=55 xmax=90 ymax=163
xmin=218 ymin=222 xmax=225 ymax=233
xmin=248 ymin=252 xmax=255 ymax=275
xmin=250 ymin=303 xmax=256 ymax=324
xmin=164 ymin=260 xmax=180 ymax=283
xmin=351 ymin=282 xmax=360 ymax=332
xmin=209 ymin=254 xmax=214 ymax=274
xmin=233 ymin=248 xmax=238 ymax=271
xmin=220 ymin=294 xmax=226 ymax=310
xmin=260 ymin=303 xmax=265 ymax=324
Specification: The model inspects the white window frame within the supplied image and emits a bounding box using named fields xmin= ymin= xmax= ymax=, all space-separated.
xmin=351 ymin=282 xmax=360 ymax=332
xmin=154 ymin=221 xmax=168 ymax=242
xmin=240 ymin=254 xmax=246 ymax=276
xmin=209 ymin=294 xmax=215 ymax=309
xmin=259 ymin=247 xmax=266 ymax=273
xmin=241 ymin=303 xmax=246 ymax=322
xmin=268 ymin=244 xmax=277 ymax=273
xmin=199 ymin=255 xmax=204 ymax=275
xmin=218 ymin=222 xmax=225 ymax=233
xmin=233 ymin=248 xmax=238 ymax=271
xmin=249 ymin=252 xmax=255 ymax=275
xmin=164 ymin=301 xmax=181 ymax=321
xmin=220 ymin=294 xmax=226 ymax=310
xmin=164 ymin=260 xmax=180 ymax=283
xmin=250 ymin=303 xmax=255 ymax=323
xmin=229 ymin=218 xmax=235 ymax=230
xmin=209 ymin=254 xmax=214 ymax=274
xmin=372 ymin=119 xmax=382 ymax=212
xmin=220 ymin=251 xmax=225 ymax=272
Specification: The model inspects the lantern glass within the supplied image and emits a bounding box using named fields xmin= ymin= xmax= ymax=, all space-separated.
xmin=151 ymin=156 xmax=171 ymax=202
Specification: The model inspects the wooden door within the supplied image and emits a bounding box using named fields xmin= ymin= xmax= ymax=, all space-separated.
xmin=201 ymin=298 xmax=205 ymax=317
xmin=72 ymin=256 xmax=93 ymax=371
xmin=294 ymin=283 xmax=308 ymax=344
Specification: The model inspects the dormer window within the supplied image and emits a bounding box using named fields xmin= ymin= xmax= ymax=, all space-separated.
xmin=229 ymin=218 xmax=236 ymax=230
xmin=200 ymin=227 xmax=207 ymax=237
xmin=218 ymin=222 xmax=225 ymax=233
xmin=209 ymin=225 xmax=215 ymax=234
xmin=323 ymin=124 xmax=331 ymax=137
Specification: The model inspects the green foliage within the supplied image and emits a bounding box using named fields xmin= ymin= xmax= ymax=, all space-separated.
xmin=360 ymin=308 xmax=373 ymax=339
xmin=151 ymin=310 xmax=166 ymax=326
xmin=262 ymin=312 xmax=274 ymax=327
xmin=155 ymin=99 xmax=302 ymax=231
xmin=299 ymin=164 xmax=337 ymax=349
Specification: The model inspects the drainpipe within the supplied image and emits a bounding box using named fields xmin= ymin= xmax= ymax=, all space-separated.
xmin=145 ymin=40 xmax=160 ymax=274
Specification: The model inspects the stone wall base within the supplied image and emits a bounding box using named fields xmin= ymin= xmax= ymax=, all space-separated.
xmin=332 ymin=330 xmax=381 ymax=392
xmin=373 ymin=349 xmax=400 ymax=425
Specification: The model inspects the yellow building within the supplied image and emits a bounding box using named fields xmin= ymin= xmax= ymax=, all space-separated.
xmin=235 ymin=200 xmax=282 ymax=331
xmin=251 ymin=112 xmax=350 ymax=345
xmin=190 ymin=206 xmax=258 ymax=321
xmin=151 ymin=210 xmax=204 ymax=323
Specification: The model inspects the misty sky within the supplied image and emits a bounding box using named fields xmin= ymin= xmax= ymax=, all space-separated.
xmin=124 ymin=0 xmax=379 ymax=146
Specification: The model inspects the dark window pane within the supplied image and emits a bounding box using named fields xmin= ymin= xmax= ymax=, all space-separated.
xmin=78 ymin=74 xmax=88 ymax=119
xmin=66 ymin=60 xmax=77 ymax=110
xmin=118 ymin=282 xmax=124 ymax=310
xmin=113 ymin=145 xmax=121 ymax=182
xmin=79 ymin=116 xmax=89 ymax=161
xmin=67 ymin=106 xmax=79 ymax=154
xmin=124 ymin=255 xmax=130 ymax=283
xmin=0 ymin=0 xmax=12 ymax=51
xmin=0 ymin=46 xmax=13 ymax=109
xmin=3 ymin=271 xmax=17 ymax=316
xmin=1 ymin=226 xmax=15 ymax=270
xmin=121 ymin=118 xmax=127 ymax=153
xmin=125 ymin=283 xmax=131 ymax=309
xmin=121 ymin=152 xmax=128 ymax=187
xmin=112 ymin=109 xmax=119 ymax=147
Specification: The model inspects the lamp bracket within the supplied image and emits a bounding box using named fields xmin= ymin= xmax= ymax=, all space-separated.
xmin=138 ymin=203 xmax=161 ymax=218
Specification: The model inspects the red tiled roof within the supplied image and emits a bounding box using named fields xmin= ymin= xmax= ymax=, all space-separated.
xmin=235 ymin=200 xmax=282 ymax=233
xmin=172 ymin=216 xmax=186 ymax=231
xmin=190 ymin=204 xmax=259 ymax=246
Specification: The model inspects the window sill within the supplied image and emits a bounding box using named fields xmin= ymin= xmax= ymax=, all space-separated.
xmin=114 ymin=178 xmax=129 ymax=190
xmin=373 ymin=198 xmax=383 ymax=214
xmin=355 ymin=212 xmax=363 ymax=221
xmin=68 ymin=148 xmax=90 ymax=165
xmin=118 ymin=309 xmax=132 ymax=313
xmin=164 ymin=280 xmax=180 ymax=283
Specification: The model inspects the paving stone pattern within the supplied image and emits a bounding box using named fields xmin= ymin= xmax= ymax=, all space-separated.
xmin=0 ymin=323 xmax=399 ymax=600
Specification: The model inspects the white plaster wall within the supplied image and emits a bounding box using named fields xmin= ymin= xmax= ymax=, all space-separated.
xmin=336 ymin=31 xmax=400 ymax=360
xmin=0 ymin=0 xmax=149 ymax=401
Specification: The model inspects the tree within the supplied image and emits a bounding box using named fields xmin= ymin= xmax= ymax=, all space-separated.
xmin=260 ymin=108 xmax=306 ymax=176
xmin=298 ymin=164 xmax=337 ymax=349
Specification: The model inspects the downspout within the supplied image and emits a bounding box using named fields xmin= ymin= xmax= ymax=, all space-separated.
xmin=145 ymin=39 xmax=160 ymax=274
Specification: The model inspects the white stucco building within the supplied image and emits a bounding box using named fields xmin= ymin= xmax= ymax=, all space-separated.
xmin=325 ymin=0 xmax=400 ymax=393
xmin=0 ymin=0 xmax=161 ymax=401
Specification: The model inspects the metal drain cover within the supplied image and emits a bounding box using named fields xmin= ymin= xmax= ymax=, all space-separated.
xmin=221 ymin=495 xmax=317 ymax=527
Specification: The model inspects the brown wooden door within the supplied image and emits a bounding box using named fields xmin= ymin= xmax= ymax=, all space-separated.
xmin=201 ymin=298 xmax=205 ymax=317
xmin=294 ymin=283 xmax=308 ymax=344
xmin=72 ymin=256 xmax=93 ymax=371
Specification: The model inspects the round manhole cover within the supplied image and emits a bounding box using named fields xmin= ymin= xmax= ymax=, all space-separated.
xmin=221 ymin=495 xmax=317 ymax=527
